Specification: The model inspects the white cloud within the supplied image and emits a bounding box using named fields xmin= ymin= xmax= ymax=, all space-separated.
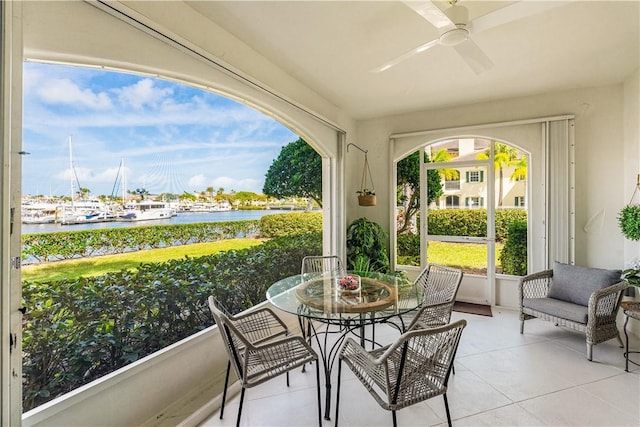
xmin=212 ymin=177 xmax=262 ymax=193
xmin=37 ymin=78 xmax=113 ymax=110
xmin=187 ymin=174 xmax=207 ymax=190
xmin=22 ymin=63 xmax=299 ymax=196
xmin=114 ymin=79 xmax=173 ymax=110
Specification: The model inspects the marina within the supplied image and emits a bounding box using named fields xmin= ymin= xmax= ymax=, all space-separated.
xmin=21 ymin=209 xmax=300 ymax=234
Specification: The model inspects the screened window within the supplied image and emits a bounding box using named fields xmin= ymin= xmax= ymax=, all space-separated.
xmin=465 ymin=196 xmax=484 ymax=207
xmin=467 ymin=170 xmax=484 ymax=183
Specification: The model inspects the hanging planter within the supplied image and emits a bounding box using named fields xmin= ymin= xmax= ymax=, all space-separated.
xmin=619 ymin=175 xmax=640 ymax=241
xmin=358 ymin=193 xmax=376 ymax=206
xmin=349 ymin=143 xmax=376 ymax=207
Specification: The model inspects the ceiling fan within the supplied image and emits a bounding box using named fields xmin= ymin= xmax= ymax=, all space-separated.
xmin=372 ymin=0 xmax=571 ymax=75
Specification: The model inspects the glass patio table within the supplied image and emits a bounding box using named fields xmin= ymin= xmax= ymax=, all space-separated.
xmin=266 ymin=271 xmax=424 ymax=420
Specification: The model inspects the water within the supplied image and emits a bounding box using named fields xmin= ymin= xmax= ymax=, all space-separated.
xmin=22 ymin=209 xmax=298 ymax=234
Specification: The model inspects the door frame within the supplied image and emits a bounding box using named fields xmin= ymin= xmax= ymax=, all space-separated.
xmin=1 ymin=1 xmax=24 ymax=424
xmin=390 ymin=115 xmax=574 ymax=306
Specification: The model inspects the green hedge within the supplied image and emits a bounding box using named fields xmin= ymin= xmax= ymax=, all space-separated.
xmin=259 ymin=212 xmax=322 ymax=237
xmin=22 ymin=220 xmax=260 ymax=263
xmin=399 ymin=209 xmax=527 ymax=252
xmin=427 ymin=208 xmax=526 ymax=240
xmin=22 ymin=232 xmax=322 ymax=411
xmin=499 ymin=220 xmax=528 ymax=275
xmin=398 ymin=209 xmax=527 ymax=270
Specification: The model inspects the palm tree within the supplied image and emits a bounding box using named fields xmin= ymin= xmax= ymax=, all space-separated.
xmin=134 ymin=188 xmax=149 ymax=200
xmin=76 ymin=187 xmax=91 ymax=200
xmin=477 ymin=142 xmax=521 ymax=206
xmin=430 ymin=148 xmax=460 ymax=182
xmin=511 ymin=155 xmax=528 ymax=181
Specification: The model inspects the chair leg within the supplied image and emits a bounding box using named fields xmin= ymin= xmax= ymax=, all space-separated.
xmin=443 ymin=393 xmax=452 ymax=427
xmin=286 ymin=371 xmax=290 ymax=387
xmin=316 ymin=359 xmax=322 ymax=427
xmin=587 ymin=343 xmax=593 ymax=361
xmin=335 ymin=359 xmax=343 ymax=427
xmin=220 ymin=360 xmax=231 ymax=419
xmin=236 ymin=387 xmax=246 ymax=427
xmin=299 ymin=316 xmax=308 ymax=373
xmin=616 ymin=332 xmax=624 ymax=348
xmin=520 ymin=320 xmax=524 ymax=334
xmin=391 ymin=410 xmax=397 ymax=427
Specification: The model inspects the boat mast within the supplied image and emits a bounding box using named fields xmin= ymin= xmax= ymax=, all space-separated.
xmin=122 ymin=158 xmax=126 ymax=205
xmin=69 ymin=136 xmax=75 ymax=209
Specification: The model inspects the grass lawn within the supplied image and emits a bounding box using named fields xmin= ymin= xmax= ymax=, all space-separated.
xmin=427 ymin=241 xmax=504 ymax=274
xmin=22 ymin=238 xmax=264 ymax=283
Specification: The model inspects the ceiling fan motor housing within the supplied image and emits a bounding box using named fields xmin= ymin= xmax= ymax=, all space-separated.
xmin=440 ymin=4 xmax=469 ymax=46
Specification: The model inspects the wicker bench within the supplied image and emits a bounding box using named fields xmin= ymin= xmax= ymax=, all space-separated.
xmin=519 ymin=262 xmax=627 ymax=361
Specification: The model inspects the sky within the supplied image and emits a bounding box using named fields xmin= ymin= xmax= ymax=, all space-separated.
xmin=22 ymin=62 xmax=298 ymax=198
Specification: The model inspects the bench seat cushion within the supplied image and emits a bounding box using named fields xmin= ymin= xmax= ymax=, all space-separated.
xmin=523 ymin=297 xmax=588 ymax=324
xmin=547 ymin=262 xmax=621 ymax=307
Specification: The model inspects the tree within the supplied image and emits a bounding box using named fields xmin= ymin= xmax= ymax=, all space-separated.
xmin=179 ymin=191 xmax=197 ymax=201
xmin=263 ymin=138 xmax=322 ymax=207
xmin=133 ymin=188 xmax=149 ymax=200
xmin=76 ymin=187 xmax=91 ymax=199
xmin=233 ymin=191 xmax=261 ymax=206
xmin=205 ymin=186 xmax=214 ymax=201
xmin=477 ymin=142 xmax=523 ymax=206
xmin=511 ymin=155 xmax=528 ymax=181
xmin=396 ymin=151 xmax=443 ymax=233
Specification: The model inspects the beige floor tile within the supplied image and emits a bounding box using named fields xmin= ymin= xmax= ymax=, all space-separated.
xmin=198 ymin=308 xmax=639 ymax=427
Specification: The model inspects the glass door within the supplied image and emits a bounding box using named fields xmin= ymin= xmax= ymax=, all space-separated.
xmin=423 ymin=139 xmax=493 ymax=304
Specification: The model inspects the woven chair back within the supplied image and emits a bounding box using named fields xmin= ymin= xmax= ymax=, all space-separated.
xmin=208 ymin=296 xmax=249 ymax=381
xmin=415 ymin=264 xmax=463 ymax=305
xmin=301 ymin=255 xmax=345 ymax=276
xmin=389 ymin=319 xmax=466 ymax=406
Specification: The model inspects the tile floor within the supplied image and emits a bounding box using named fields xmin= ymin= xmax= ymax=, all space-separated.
xmin=199 ymin=308 xmax=640 ymax=427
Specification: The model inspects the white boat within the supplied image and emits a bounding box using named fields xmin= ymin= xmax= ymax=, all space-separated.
xmin=21 ymin=203 xmax=62 ymax=224
xmin=187 ymin=201 xmax=232 ymax=212
xmin=121 ymin=201 xmax=176 ymax=221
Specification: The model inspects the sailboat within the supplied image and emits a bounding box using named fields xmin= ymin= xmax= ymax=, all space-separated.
xmin=56 ymin=136 xmax=114 ymax=224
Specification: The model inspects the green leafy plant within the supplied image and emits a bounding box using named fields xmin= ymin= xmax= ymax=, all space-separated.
xmin=617 ymin=204 xmax=640 ymax=241
xmin=622 ymin=259 xmax=640 ymax=288
xmin=499 ymin=219 xmax=528 ymax=276
xmin=22 ymin=232 xmax=322 ymax=411
xmin=258 ymin=212 xmax=322 ymax=237
xmin=346 ymin=217 xmax=389 ymax=273
xmin=22 ymin=220 xmax=260 ymax=263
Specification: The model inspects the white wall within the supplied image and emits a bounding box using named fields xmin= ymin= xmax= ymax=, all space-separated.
xmin=354 ymin=82 xmax=639 ymax=270
xmin=623 ymin=69 xmax=640 ymax=266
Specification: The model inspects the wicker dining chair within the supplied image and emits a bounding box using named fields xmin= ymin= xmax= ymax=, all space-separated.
xmin=300 ymin=255 xmax=346 ymax=356
xmin=335 ymin=319 xmax=467 ymax=427
xmin=401 ymin=264 xmax=463 ymax=332
xmin=208 ymin=297 xmax=290 ymax=421
xmin=208 ymin=296 xmax=322 ymax=427
xmin=301 ymin=255 xmax=345 ymax=278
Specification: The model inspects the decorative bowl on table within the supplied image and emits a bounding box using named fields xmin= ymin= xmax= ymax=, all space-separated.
xmin=336 ymin=274 xmax=361 ymax=294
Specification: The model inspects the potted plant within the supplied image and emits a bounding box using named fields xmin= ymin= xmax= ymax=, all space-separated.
xmin=618 ymin=204 xmax=640 ymax=241
xmin=346 ymin=217 xmax=390 ymax=273
xmin=357 ymin=151 xmax=376 ymax=206
xmin=357 ymin=189 xmax=376 ymax=206
xmin=622 ymin=259 xmax=640 ymax=297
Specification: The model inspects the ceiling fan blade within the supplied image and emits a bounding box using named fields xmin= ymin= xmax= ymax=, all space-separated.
xmin=370 ymin=38 xmax=439 ymax=73
xmin=402 ymin=1 xmax=454 ymax=30
xmin=470 ymin=0 xmax=573 ymax=34
xmin=454 ymin=39 xmax=493 ymax=74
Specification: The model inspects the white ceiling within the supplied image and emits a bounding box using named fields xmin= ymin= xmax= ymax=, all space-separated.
xmin=185 ymin=0 xmax=639 ymax=120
